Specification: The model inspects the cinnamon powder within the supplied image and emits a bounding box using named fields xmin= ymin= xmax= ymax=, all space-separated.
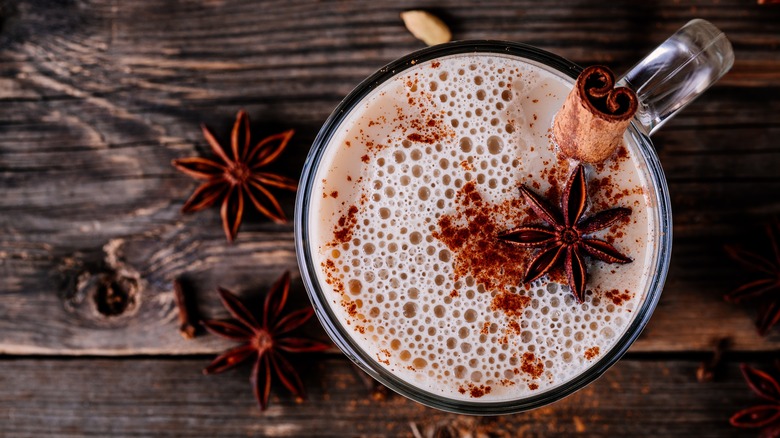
xmin=432 ymin=181 xmax=528 ymax=293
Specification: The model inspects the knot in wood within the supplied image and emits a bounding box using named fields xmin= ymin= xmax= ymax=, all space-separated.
xmin=93 ymin=273 xmax=137 ymax=317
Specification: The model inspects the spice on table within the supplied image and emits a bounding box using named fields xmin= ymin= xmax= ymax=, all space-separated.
xmin=730 ymin=364 xmax=780 ymax=435
xmin=724 ymin=221 xmax=780 ymax=336
xmin=201 ymin=272 xmax=329 ymax=410
xmin=400 ymin=10 xmax=452 ymax=46
xmin=498 ymin=164 xmax=632 ymax=303
xmin=553 ymin=65 xmax=638 ymax=164
xmin=351 ymin=364 xmax=389 ymax=401
xmin=173 ymin=278 xmax=200 ymax=339
xmin=696 ymin=338 xmax=729 ymax=383
xmin=172 ymin=110 xmax=297 ymax=242
xmin=409 ymin=417 xmax=508 ymax=438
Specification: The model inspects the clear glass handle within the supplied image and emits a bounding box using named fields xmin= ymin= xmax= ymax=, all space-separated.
xmin=617 ymin=19 xmax=734 ymax=136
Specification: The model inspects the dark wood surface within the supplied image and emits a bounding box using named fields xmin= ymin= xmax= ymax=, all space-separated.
xmin=1 ymin=0 xmax=779 ymax=436
xmin=0 ymin=357 xmax=765 ymax=437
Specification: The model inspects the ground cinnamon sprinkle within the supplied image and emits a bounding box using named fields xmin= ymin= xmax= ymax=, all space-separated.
xmin=393 ymin=81 xmax=455 ymax=145
xmin=498 ymin=319 xmax=523 ymax=345
xmin=520 ymin=352 xmax=544 ymax=379
xmin=458 ymin=383 xmax=492 ymax=398
xmin=604 ymin=289 xmax=632 ymax=306
xmin=433 ymin=181 xmax=528 ymax=292
xmin=332 ymin=205 xmax=359 ymax=244
xmin=491 ymin=291 xmax=531 ymax=317
xmin=322 ymin=259 xmax=344 ymax=295
xmin=405 ymin=116 xmax=449 ymax=144
xmin=406 ymin=132 xmax=437 ymax=144
xmin=343 ymin=298 xmax=358 ymax=317
xmin=590 ymin=175 xmax=641 ymax=212
xmin=584 ymin=346 xmax=600 ymax=360
xmin=377 ymin=349 xmax=390 ymax=365
xmin=593 ymin=143 xmax=630 ymax=173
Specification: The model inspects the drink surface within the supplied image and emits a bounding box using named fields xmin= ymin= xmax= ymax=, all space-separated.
xmin=307 ymin=53 xmax=657 ymax=401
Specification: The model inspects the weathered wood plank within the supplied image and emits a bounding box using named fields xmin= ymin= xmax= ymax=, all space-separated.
xmin=0 ymin=356 xmax=761 ymax=437
xmin=4 ymin=0 xmax=779 ymax=90
xmin=2 ymin=0 xmax=780 ymax=355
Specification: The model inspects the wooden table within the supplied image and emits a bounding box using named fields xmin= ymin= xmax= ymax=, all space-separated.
xmin=2 ymin=0 xmax=779 ymax=436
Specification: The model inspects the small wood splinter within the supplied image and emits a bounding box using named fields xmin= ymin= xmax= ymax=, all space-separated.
xmin=553 ymin=65 xmax=639 ymax=164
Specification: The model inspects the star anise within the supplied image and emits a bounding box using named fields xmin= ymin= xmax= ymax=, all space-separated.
xmin=730 ymin=364 xmax=780 ymax=437
xmin=498 ymin=164 xmax=632 ymax=302
xmin=172 ymin=110 xmax=297 ymax=242
xmin=201 ymin=272 xmax=329 ymax=410
xmin=725 ymin=221 xmax=780 ymax=336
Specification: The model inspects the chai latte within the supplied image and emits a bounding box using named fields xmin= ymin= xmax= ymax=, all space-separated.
xmin=307 ymin=53 xmax=656 ymax=401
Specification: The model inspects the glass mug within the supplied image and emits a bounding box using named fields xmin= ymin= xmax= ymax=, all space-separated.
xmin=294 ymin=19 xmax=734 ymax=414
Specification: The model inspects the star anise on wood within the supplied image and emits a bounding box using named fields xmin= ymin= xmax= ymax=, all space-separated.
xmin=202 ymin=272 xmax=329 ymax=410
xmin=730 ymin=364 xmax=780 ymax=437
xmin=172 ymin=110 xmax=297 ymax=242
xmin=725 ymin=221 xmax=780 ymax=336
xmin=498 ymin=164 xmax=632 ymax=303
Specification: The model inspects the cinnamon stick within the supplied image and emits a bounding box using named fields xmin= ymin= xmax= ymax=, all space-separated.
xmin=553 ymin=65 xmax=638 ymax=163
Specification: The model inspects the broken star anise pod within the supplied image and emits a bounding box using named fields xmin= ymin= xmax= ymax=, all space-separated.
xmin=202 ymin=271 xmax=329 ymax=410
xmin=499 ymin=164 xmax=632 ymax=303
xmin=730 ymin=364 xmax=780 ymax=437
xmin=172 ymin=110 xmax=297 ymax=242
xmin=725 ymin=221 xmax=780 ymax=336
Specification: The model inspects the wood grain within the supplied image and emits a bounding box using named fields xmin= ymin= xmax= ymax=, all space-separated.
xmin=1 ymin=0 xmax=780 ymax=356
xmin=0 ymin=356 xmax=762 ymax=437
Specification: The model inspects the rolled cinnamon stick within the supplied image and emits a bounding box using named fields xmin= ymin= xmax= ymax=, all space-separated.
xmin=553 ymin=66 xmax=638 ymax=163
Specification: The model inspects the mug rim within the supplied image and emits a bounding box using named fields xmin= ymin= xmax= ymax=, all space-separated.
xmin=294 ymin=40 xmax=672 ymax=415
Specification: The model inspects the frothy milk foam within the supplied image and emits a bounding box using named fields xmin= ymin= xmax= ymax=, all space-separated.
xmin=308 ymin=54 xmax=656 ymax=401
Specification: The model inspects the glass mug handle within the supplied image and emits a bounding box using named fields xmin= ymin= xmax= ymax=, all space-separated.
xmin=617 ymin=19 xmax=734 ymax=137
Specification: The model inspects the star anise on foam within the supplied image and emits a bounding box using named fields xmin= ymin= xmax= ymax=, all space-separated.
xmin=498 ymin=164 xmax=632 ymax=303
xmin=202 ymin=272 xmax=329 ymax=410
xmin=730 ymin=364 xmax=780 ymax=437
xmin=172 ymin=110 xmax=297 ymax=242
xmin=725 ymin=221 xmax=780 ymax=336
